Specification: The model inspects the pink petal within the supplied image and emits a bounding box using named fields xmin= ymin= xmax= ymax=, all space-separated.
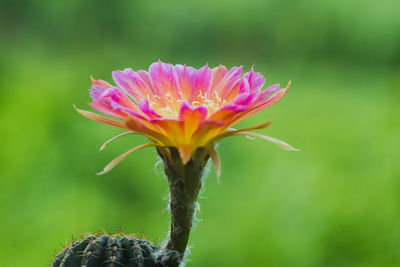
xmin=136 ymin=70 xmax=157 ymax=95
xmin=231 ymin=84 xmax=290 ymax=125
xmin=110 ymin=101 xmax=147 ymax=120
xmin=104 ymin=87 xmax=136 ymax=108
xmin=208 ymin=103 xmax=248 ymax=123
xmin=217 ymin=66 xmax=243 ymax=98
xmin=90 ymin=86 xmax=142 ymax=120
xmin=90 ymin=84 xmax=107 ymax=100
xmin=138 ymin=100 xmax=162 ymax=119
xmin=112 ymin=68 xmax=149 ymax=102
xmin=90 ymin=100 xmax=127 ymax=120
xmin=210 ymin=65 xmax=228 ymax=93
xmin=243 ymin=67 xmax=265 ymax=92
xmin=239 ymin=78 xmax=251 ymax=94
xmin=149 ymin=60 xmax=181 ymax=102
xmin=179 ymin=102 xmax=208 ymax=121
xmin=175 ymin=64 xmax=197 ymax=101
xmin=91 ymin=76 xmax=112 ymax=89
xmin=255 ymin=87 xmax=288 ymax=108
xmin=224 ymin=78 xmax=250 ymax=103
xmin=179 ymin=102 xmax=208 ymax=140
xmin=190 ymin=64 xmax=212 ymax=101
xmin=258 ymin=84 xmax=281 ymax=100
xmin=231 ymin=92 xmax=258 ymax=106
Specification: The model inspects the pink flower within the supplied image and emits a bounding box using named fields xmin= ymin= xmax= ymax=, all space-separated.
xmin=75 ymin=61 xmax=298 ymax=178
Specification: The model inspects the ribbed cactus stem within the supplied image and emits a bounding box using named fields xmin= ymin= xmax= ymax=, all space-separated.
xmin=52 ymin=234 xmax=159 ymax=266
xmin=156 ymin=147 xmax=209 ymax=266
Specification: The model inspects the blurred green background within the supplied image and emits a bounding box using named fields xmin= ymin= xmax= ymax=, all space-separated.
xmin=1 ymin=0 xmax=399 ymax=266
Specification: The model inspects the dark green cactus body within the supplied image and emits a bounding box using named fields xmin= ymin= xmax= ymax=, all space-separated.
xmin=52 ymin=235 xmax=159 ymax=267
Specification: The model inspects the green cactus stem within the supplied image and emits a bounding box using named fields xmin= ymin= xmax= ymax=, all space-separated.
xmin=155 ymin=147 xmax=209 ymax=266
xmin=52 ymin=234 xmax=158 ymax=267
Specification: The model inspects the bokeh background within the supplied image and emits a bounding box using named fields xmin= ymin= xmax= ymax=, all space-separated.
xmin=1 ymin=0 xmax=400 ymax=266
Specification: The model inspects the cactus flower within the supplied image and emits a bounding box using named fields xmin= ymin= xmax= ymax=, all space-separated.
xmin=62 ymin=61 xmax=299 ymax=266
xmin=75 ymin=60 xmax=298 ymax=176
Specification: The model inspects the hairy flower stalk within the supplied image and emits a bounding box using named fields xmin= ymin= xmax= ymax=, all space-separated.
xmin=69 ymin=60 xmax=298 ymax=266
xmin=156 ymin=147 xmax=209 ymax=265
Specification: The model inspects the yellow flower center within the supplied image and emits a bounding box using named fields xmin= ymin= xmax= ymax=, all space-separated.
xmin=148 ymin=91 xmax=227 ymax=119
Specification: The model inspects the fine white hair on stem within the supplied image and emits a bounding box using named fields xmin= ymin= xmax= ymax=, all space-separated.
xmin=156 ymin=230 xmax=186 ymax=266
xmin=180 ymin=245 xmax=192 ymax=267
xmin=191 ymin=201 xmax=202 ymax=229
xmin=153 ymin=155 xmax=164 ymax=177
xmin=198 ymin=162 xmax=210 ymax=200
xmin=163 ymin=190 xmax=171 ymax=214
